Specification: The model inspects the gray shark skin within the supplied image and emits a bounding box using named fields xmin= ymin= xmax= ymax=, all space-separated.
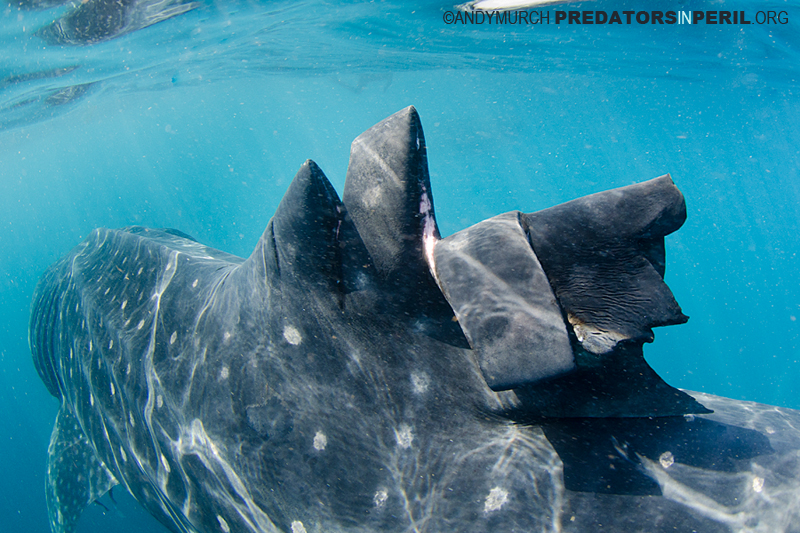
xmin=30 ymin=107 xmax=800 ymax=533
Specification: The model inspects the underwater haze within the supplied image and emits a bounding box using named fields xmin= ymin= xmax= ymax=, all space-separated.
xmin=1 ymin=0 xmax=799 ymax=531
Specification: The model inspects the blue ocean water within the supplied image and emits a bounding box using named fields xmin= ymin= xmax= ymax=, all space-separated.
xmin=1 ymin=0 xmax=798 ymax=531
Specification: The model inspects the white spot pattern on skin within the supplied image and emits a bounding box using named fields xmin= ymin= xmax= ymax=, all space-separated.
xmin=161 ymin=454 xmax=171 ymax=473
xmin=374 ymin=489 xmax=388 ymax=507
xmin=484 ymin=487 xmax=509 ymax=513
xmin=223 ymin=331 xmax=232 ymax=342
xmin=395 ymin=424 xmax=414 ymax=449
xmin=170 ymin=331 xmax=177 ymax=345
xmin=220 ymin=366 xmax=229 ymax=380
xmin=120 ymin=448 xmax=127 ymax=462
xmin=660 ymin=451 xmax=675 ymax=469
xmin=109 ymin=339 xmax=113 ymax=349
xmin=111 ymin=383 xmax=115 ymax=396
xmin=192 ymin=279 xmax=198 ymax=288
xmin=136 ymin=319 xmax=145 ymax=330
xmin=411 ymin=372 xmax=430 ymax=394
xmin=157 ymin=395 xmax=163 ymax=409
xmin=313 ymin=431 xmax=327 ymax=451
xmin=129 ymin=413 xmax=135 ymax=427
xmin=217 ymin=515 xmax=230 ymax=532
xmin=291 ymin=521 xmax=307 ymax=533
xmin=283 ymin=325 xmax=302 ymax=345
xmin=753 ymin=476 xmax=765 ymax=493
xmin=121 ymin=300 xmax=127 ymax=310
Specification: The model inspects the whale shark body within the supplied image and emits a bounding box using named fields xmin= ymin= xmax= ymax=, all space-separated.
xmin=30 ymin=107 xmax=800 ymax=533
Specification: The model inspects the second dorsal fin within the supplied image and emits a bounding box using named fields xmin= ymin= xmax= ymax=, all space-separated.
xmin=342 ymin=105 xmax=437 ymax=283
xmin=342 ymin=106 xmax=468 ymax=346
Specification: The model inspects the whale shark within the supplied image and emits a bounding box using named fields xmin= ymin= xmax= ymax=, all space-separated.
xmin=30 ymin=106 xmax=800 ymax=533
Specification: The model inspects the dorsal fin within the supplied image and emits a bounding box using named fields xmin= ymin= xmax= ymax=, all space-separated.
xmin=342 ymin=106 xmax=468 ymax=347
xmin=342 ymin=105 xmax=438 ymax=281
xmin=271 ymin=160 xmax=343 ymax=290
xmin=237 ymin=160 xmax=343 ymax=295
xmin=523 ymin=175 xmax=688 ymax=355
